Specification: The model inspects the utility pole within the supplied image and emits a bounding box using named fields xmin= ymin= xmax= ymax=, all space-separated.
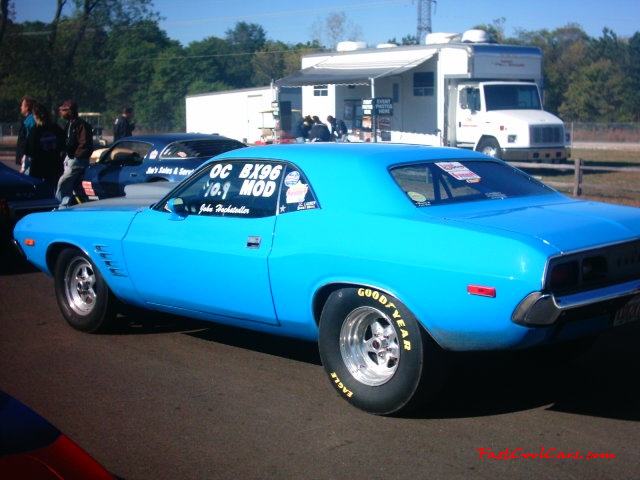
xmin=416 ymin=0 xmax=436 ymax=44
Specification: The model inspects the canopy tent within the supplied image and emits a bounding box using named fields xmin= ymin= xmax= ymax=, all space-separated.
xmin=275 ymin=48 xmax=436 ymax=87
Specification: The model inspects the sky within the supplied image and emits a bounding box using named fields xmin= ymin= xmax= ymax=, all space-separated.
xmin=14 ymin=0 xmax=640 ymax=47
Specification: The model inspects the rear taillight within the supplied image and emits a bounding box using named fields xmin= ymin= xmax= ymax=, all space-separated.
xmin=550 ymin=261 xmax=579 ymax=291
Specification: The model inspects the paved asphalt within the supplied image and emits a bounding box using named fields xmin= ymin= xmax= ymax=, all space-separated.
xmin=1 ymin=255 xmax=639 ymax=479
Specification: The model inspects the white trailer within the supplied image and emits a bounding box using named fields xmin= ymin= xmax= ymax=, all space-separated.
xmin=186 ymin=86 xmax=301 ymax=145
xmin=276 ymin=30 xmax=569 ymax=162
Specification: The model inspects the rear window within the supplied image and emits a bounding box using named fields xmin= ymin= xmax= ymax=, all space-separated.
xmin=390 ymin=160 xmax=554 ymax=207
xmin=160 ymin=139 xmax=245 ymax=160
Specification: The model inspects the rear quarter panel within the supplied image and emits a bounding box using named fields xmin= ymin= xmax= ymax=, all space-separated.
xmin=269 ymin=208 xmax=555 ymax=350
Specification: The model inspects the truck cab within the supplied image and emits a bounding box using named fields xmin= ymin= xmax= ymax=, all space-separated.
xmin=449 ymin=81 xmax=568 ymax=163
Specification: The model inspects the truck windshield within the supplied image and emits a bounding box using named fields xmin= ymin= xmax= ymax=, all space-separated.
xmin=483 ymin=84 xmax=542 ymax=111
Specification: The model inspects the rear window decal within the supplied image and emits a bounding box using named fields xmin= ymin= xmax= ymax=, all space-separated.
xmin=286 ymin=183 xmax=309 ymax=204
xmin=436 ymin=162 xmax=481 ymax=182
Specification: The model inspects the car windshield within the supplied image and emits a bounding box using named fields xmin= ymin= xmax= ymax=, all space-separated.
xmin=161 ymin=139 xmax=244 ymax=160
xmin=390 ymin=160 xmax=555 ymax=207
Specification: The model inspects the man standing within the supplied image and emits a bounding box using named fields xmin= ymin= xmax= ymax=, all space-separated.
xmin=15 ymin=96 xmax=36 ymax=165
xmin=113 ymin=106 xmax=135 ymax=140
xmin=55 ymin=100 xmax=93 ymax=208
xmin=327 ymin=115 xmax=348 ymax=142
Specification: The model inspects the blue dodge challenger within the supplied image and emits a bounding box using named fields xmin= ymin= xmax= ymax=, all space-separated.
xmin=13 ymin=143 xmax=640 ymax=414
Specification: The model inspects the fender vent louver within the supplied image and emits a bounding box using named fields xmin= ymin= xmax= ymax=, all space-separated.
xmin=94 ymin=244 xmax=128 ymax=277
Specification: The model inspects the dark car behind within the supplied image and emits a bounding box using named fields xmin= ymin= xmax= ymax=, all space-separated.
xmin=81 ymin=133 xmax=246 ymax=200
xmin=1 ymin=162 xmax=58 ymax=261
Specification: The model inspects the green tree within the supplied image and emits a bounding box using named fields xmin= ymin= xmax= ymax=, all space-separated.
xmin=628 ymin=32 xmax=640 ymax=120
xmin=224 ymin=22 xmax=267 ymax=89
xmin=0 ymin=0 xmax=9 ymax=46
xmin=0 ymin=0 xmax=159 ymax=122
xmin=252 ymin=40 xmax=289 ymax=86
xmin=141 ymin=42 xmax=190 ymax=131
xmin=514 ymin=24 xmax=590 ymax=115
xmin=559 ymin=58 xmax=629 ymax=121
xmin=104 ymin=21 xmax=180 ymax=127
xmin=183 ymin=36 xmax=234 ymax=95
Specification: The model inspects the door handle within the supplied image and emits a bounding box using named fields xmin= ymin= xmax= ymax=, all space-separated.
xmin=247 ymin=236 xmax=261 ymax=249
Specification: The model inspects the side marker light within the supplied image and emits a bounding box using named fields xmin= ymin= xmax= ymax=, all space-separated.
xmin=467 ymin=285 xmax=496 ymax=297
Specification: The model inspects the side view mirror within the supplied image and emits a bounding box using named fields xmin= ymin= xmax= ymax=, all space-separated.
xmin=167 ymin=197 xmax=187 ymax=220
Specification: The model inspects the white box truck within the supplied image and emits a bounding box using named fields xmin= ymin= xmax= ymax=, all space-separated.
xmin=276 ymin=30 xmax=569 ymax=162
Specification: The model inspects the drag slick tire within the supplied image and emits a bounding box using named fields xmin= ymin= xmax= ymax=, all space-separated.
xmin=318 ymin=287 xmax=444 ymax=415
xmin=54 ymin=248 xmax=117 ymax=333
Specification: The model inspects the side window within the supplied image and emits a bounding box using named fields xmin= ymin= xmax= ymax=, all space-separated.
xmin=313 ymin=85 xmax=328 ymax=97
xmin=460 ymin=87 xmax=481 ymax=111
xmin=413 ymin=72 xmax=434 ymax=96
xmin=106 ymin=141 xmax=151 ymax=165
xmin=277 ymin=166 xmax=318 ymax=214
xmin=162 ymin=161 xmax=285 ymax=218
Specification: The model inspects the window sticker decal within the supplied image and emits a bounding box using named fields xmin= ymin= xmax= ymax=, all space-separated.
xmin=284 ymin=171 xmax=301 ymax=187
xmin=238 ymin=163 xmax=283 ymax=198
xmin=149 ymin=150 xmax=159 ymax=159
xmin=297 ymin=201 xmax=317 ymax=211
xmin=435 ymin=162 xmax=481 ymax=182
xmin=286 ymin=182 xmax=308 ymax=204
xmin=408 ymin=191 xmax=427 ymax=203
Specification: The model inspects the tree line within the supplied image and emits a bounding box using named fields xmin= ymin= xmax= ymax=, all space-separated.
xmin=1 ymin=1 xmax=639 ymax=133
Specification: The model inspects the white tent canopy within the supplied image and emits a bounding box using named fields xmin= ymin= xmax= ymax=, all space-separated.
xmin=275 ymin=48 xmax=436 ymax=87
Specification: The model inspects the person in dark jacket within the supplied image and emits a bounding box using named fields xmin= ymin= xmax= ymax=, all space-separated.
xmin=327 ymin=115 xmax=348 ymax=142
xmin=308 ymin=117 xmax=333 ymax=142
xmin=24 ymin=102 xmax=65 ymax=191
xmin=55 ymin=100 xmax=93 ymax=208
xmin=113 ymin=106 xmax=135 ymax=140
xmin=292 ymin=115 xmax=313 ymax=143
xmin=15 ymin=96 xmax=36 ymax=166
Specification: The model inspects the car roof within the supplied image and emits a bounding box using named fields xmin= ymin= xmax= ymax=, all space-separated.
xmin=214 ymin=143 xmax=497 ymax=214
xmin=215 ymin=142 xmax=491 ymax=167
xmin=115 ymin=132 xmax=244 ymax=147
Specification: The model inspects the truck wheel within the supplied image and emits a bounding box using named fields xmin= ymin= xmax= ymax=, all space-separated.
xmin=54 ymin=248 xmax=117 ymax=333
xmin=477 ymin=138 xmax=502 ymax=158
xmin=318 ymin=287 xmax=445 ymax=415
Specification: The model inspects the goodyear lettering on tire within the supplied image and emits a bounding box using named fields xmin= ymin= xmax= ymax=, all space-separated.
xmin=358 ymin=288 xmax=411 ymax=351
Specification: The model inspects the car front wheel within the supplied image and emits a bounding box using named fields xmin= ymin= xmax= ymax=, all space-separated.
xmin=318 ymin=287 xmax=445 ymax=415
xmin=54 ymin=248 xmax=117 ymax=333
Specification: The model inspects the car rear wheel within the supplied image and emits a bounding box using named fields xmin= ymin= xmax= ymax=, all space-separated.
xmin=318 ymin=287 xmax=445 ymax=415
xmin=54 ymin=248 xmax=117 ymax=333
